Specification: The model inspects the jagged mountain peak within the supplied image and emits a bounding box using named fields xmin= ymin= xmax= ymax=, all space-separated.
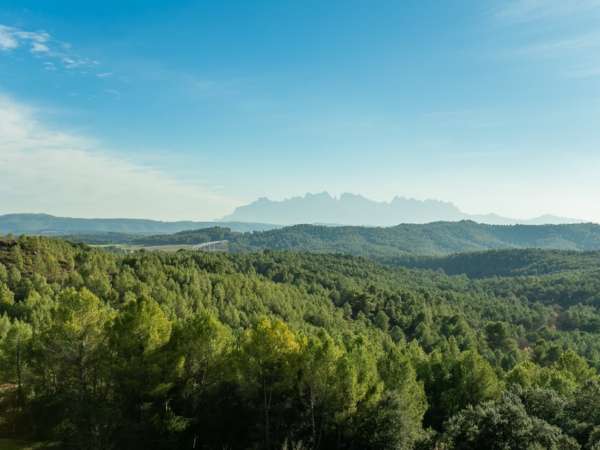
xmin=223 ymin=192 xmax=584 ymax=226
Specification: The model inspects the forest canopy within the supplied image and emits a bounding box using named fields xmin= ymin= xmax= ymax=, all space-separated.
xmin=1 ymin=235 xmax=600 ymax=449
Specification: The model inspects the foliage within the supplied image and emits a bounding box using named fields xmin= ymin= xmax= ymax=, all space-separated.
xmin=1 ymin=235 xmax=600 ymax=449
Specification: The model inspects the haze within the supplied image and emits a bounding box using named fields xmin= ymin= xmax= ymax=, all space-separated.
xmin=1 ymin=0 xmax=599 ymax=222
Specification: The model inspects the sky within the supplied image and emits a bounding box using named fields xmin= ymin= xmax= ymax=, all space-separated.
xmin=1 ymin=0 xmax=599 ymax=221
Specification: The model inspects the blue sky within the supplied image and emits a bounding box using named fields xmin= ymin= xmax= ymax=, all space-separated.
xmin=1 ymin=0 xmax=599 ymax=221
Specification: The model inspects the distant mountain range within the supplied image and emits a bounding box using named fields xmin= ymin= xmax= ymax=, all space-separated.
xmin=223 ymin=192 xmax=584 ymax=226
xmin=4 ymin=214 xmax=600 ymax=257
xmin=0 ymin=214 xmax=278 ymax=236
xmin=0 ymin=193 xmax=587 ymax=238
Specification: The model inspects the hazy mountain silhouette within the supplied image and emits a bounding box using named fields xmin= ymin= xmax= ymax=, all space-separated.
xmin=0 ymin=213 xmax=278 ymax=235
xmin=223 ymin=192 xmax=583 ymax=226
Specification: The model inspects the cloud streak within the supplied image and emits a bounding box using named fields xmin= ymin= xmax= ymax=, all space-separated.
xmin=515 ymin=31 xmax=600 ymax=58
xmin=565 ymin=66 xmax=600 ymax=78
xmin=494 ymin=2 xmax=600 ymax=79
xmin=0 ymin=25 xmax=50 ymax=52
xmin=497 ymin=0 xmax=600 ymax=22
xmin=0 ymin=95 xmax=236 ymax=220
xmin=0 ymin=24 xmax=99 ymax=71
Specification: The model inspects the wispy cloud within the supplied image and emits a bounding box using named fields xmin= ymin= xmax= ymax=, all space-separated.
xmin=0 ymin=25 xmax=48 ymax=51
xmin=0 ymin=27 xmax=18 ymax=49
xmin=103 ymin=88 xmax=121 ymax=99
xmin=0 ymin=95 xmax=236 ymax=220
xmin=517 ymin=31 xmax=600 ymax=57
xmin=0 ymin=24 xmax=99 ymax=71
xmin=31 ymin=42 xmax=50 ymax=53
xmin=497 ymin=0 xmax=600 ymax=23
xmin=494 ymin=1 xmax=600 ymax=78
xmin=565 ymin=66 xmax=600 ymax=78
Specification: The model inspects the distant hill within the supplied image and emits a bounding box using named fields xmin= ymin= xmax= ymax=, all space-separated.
xmin=60 ymin=221 xmax=600 ymax=257
xmin=119 ymin=221 xmax=600 ymax=256
xmin=10 ymin=215 xmax=600 ymax=259
xmin=226 ymin=221 xmax=600 ymax=257
xmin=387 ymin=248 xmax=600 ymax=278
xmin=223 ymin=192 xmax=583 ymax=226
xmin=0 ymin=213 xmax=278 ymax=236
xmin=131 ymin=227 xmax=238 ymax=246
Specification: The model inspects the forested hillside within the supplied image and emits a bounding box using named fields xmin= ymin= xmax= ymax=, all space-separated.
xmin=229 ymin=221 xmax=600 ymax=256
xmin=131 ymin=226 xmax=238 ymax=246
xmin=2 ymin=236 xmax=600 ymax=449
xmin=231 ymin=221 xmax=600 ymax=257
xmin=62 ymin=227 xmax=240 ymax=247
xmin=64 ymin=221 xmax=600 ymax=257
xmin=388 ymin=249 xmax=600 ymax=278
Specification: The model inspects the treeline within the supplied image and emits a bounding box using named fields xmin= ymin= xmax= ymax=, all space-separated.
xmin=386 ymin=248 xmax=600 ymax=278
xmin=2 ymin=236 xmax=600 ymax=448
xmin=61 ymin=227 xmax=239 ymax=246
xmin=228 ymin=222 xmax=600 ymax=257
xmin=59 ymin=221 xmax=600 ymax=257
xmin=131 ymin=226 xmax=238 ymax=246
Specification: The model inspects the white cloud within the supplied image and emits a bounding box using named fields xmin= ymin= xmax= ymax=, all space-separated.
xmin=61 ymin=56 xmax=99 ymax=69
xmin=0 ymin=95 xmax=236 ymax=220
xmin=0 ymin=24 xmax=99 ymax=71
xmin=0 ymin=25 xmax=49 ymax=52
xmin=13 ymin=29 xmax=50 ymax=44
xmin=0 ymin=25 xmax=18 ymax=50
xmin=31 ymin=42 xmax=50 ymax=53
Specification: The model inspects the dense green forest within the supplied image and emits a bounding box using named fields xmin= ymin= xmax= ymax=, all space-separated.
xmin=2 ymin=235 xmax=600 ymax=448
xmin=131 ymin=227 xmax=238 ymax=246
xmin=62 ymin=221 xmax=600 ymax=257
xmin=62 ymin=227 xmax=239 ymax=246
xmin=228 ymin=222 xmax=600 ymax=256
xmin=388 ymin=248 xmax=600 ymax=278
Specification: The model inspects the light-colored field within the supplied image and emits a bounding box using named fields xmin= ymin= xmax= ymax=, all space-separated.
xmin=91 ymin=243 xmax=197 ymax=252
xmin=140 ymin=244 xmax=198 ymax=252
xmin=92 ymin=243 xmax=228 ymax=253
